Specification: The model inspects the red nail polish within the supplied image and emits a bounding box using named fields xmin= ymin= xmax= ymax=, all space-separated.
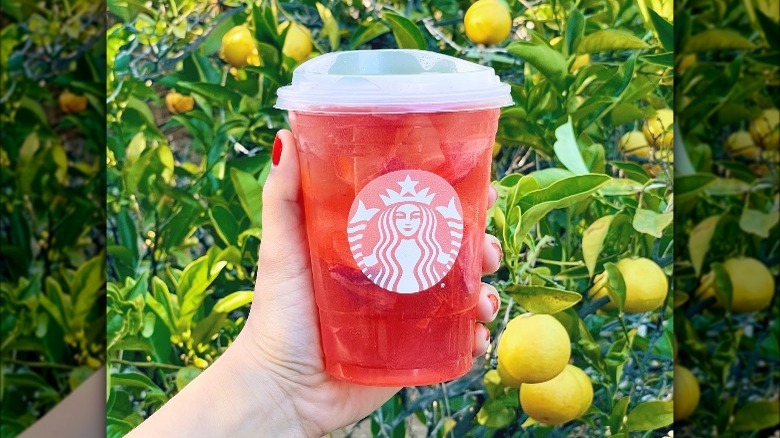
xmin=488 ymin=293 xmax=500 ymax=316
xmin=491 ymin=241 xmax=503 ymax=262
xmin=272 ymin=133 xmax=283 ymax=166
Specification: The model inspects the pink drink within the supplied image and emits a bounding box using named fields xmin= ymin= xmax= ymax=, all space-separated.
xmin=277 ymin=50 xmax=510 ymax=386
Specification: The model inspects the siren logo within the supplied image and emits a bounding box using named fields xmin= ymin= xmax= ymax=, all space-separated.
xmin=347 ymin=170 xmax=464 ymax=293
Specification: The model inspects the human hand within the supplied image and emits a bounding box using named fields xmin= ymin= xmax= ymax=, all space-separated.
xmin=130 ymin=129 xmax=502 ymax=437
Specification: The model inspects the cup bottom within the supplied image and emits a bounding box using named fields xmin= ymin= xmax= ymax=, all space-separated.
xmin=318 ymin=308 xmax=476 ymax=386
xmin=326 ymin=356 xmax=472 ymax=387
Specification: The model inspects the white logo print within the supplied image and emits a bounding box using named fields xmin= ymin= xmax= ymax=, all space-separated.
xmin=347 ymin=170 xmax=464 ymax=294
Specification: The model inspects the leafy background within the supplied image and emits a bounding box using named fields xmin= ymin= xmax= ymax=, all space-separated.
xmin=1 ymin=1 xmax=106 ymax=436
xmin=673 ymin=0 xmax=780 ymax=435
xmin=103 ymin=0 xmax=679 ymax=436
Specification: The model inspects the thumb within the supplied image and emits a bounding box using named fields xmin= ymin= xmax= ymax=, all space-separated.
xmin=256 ymin=130 xmax=310 ymax=283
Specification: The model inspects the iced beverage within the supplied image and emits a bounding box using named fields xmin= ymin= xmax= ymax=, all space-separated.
xmin=276 ymin=50 xmax=510 ymax=386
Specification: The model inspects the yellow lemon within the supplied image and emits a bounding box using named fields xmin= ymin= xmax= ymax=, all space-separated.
xmin=59 ymin=90 xmax=88 ymax=114
xmin=165 ymin=92 xmax=194 ymax=114
xmin=519 ymin=365 xmax=593 ymax=425
xmin=590 ymin=257 xmax=668 ymax=313
xmin=496 ymin=361 xmax=523 ymax=388
xmin=279 ymin=21 xmax=313 ymax=63
xmin=618 ymin=130 xmax=652 ymax=159
xmin=220 ymin=25 xmax=256 ymax=68
xmin=674 ymin=365 xmax=700 ymax=421
xmin=496 ymin=313 xmax=571 ymax=384
xmin=464 ymin=0 xmax=512 ymax=46
xmin=726 ymin=130 xmax=760 ymax=159
xmin=643 ymin=108 xmax=674 ymax=149
xmin=750 ymin=108 xmax=779 ymax=150
xmin=696 ymin=257 xmax=775 ymax=313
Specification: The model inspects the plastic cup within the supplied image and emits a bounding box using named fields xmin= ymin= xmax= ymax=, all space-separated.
xmin=276 ymin=49 xmax=511 ymax=386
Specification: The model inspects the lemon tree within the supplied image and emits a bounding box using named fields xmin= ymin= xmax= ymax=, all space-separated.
xmin=674 ymin=0 xmax=780 ymax=434
xmin=90 ymin=0 xmax=675 ymax=436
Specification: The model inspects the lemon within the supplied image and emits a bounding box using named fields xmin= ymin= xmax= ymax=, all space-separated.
xmin=674 ymin=365 xmax=700 ymax=421
xmin=220 ymin=25 xmax=256 ymax=68
xmin=165 ymin=92 xmax=194 ymax=114
xmin=750 ymin=108 xmax=779 ymax=150
xmin=618 ymin=130 xmax=652 ymax=159
xmin=591 ymin=257 xmax=668 ymax=313
xmin=59 ymin=90 xmax=88 ymax=114
xmin=696 ymin=257 xmax=775 ymax=313
xmin=247 ymin=47 xmax=262 ymax=67
xmin=519 ymin=365 xmax=593 ymax=425
xmin=496 ymin=361 xmax=523 ymax=388
xmin=643 ymin=108 xmax=674 ymax=149
xmin=279 ymin=21 xmax=313 ymax=63
xmin=464 ymin=0 xmax=512 ymax=46
xmin=726 ymin=130 xmax=760 ymax=159
xmin=497 ymin=314 xmax=571 ymax=384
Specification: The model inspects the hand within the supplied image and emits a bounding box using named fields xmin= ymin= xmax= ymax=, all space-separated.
xmin=130 ymin=129 xmax=503 ymax=437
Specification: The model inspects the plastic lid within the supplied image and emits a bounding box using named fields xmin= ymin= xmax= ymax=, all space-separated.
xmin=275 ymin=49 xmax=512 ymax=114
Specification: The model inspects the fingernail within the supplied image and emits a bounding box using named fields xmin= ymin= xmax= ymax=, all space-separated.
xmin=491 ymin=241 xmax=503 ymax=263
xmin=488 ymin=292 xmax=500 ymax=318
xmin=272 ymin=133 xmax=282 ymax=166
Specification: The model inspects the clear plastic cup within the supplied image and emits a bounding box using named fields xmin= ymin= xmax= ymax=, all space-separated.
xmin=276 ymin=49 xmax=511 ymax=386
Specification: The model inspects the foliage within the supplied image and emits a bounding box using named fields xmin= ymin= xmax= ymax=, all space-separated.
xmin=101 ymin=0 xmax=680 ymax=435
xmin=673 ymin=0 xmax=780 ymax=435
xmin=0 ymin=1 xmax=106 ymax=436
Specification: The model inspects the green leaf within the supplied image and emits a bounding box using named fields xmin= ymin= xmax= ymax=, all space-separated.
xmin=599 ymin=178 xmax=646 ymax=196
xmin=625 ymin=400 xmax=673 ymax=431
xmin=209 ymin=205 xmax=238 ymax=246
xmin=514 ymin=174 xmax=611 ymax=241
xmin=176 ymin=252 xmax=227 ymax=331
xmin=316 ymin=2 xmax=340 ymax=50
xmin=632 ymin=209 xmax=673 ymax=238
xmin=213 ymin=291 xmax=254 ymax=313
xmin=732 ymin=400 xmax=780 ymax=431
xmin=349 ymin=20 xmax=391 ymax=49
xmin=710 ymin=262 xmax=733 ymax=312
xmin=582 ymin=215 xmax=615 ymax=277
xmin=71 ymin=253 xmax=106 ymax=331
xmin=610 ymin=396 xmax=631 ymax=433
xmin=111 ymin=372 xmax=166 ymax=400
xmin=505 ymin=285 xmax=582 ymax=314
xmin=507 ymin=34 xmax=569 ymax=91
xmin=610 ymin=161 xmax=650 ymax=183
xmin=176 ymin=82 xmax=241 ymax=106
xmin=564 ymin=9 xmax=585 ymax=55
xmin=175 ymin=366 xmax=203 ymax=392
xmin=577 ymin=30 xmax=650 ymax=53
xmin=229 ymin=167 xmax=263 ymax=227
xmin=756 ymin=8 xmax=779 ymax=51
xmin=689 ymin=215 xmax=720 ymax=276
xmin=739 ymin=208 xmax=779 ymax=238
xmin=648 ymin=8 xmax=673 ymax=52
xmin=676 ymin=173 xmax=717 ymax=200
xmin=383 ymin=12 xmax=426 ymax=49
xmin=640 ymin=52 xmax=674 ymax=67
xmin=684 ymin=29 xmax=755 ymax=52
xmin=603 ymin=263 xmax=626 ymax=313
xmin=553 ymin=118 xmax=589 ymax=175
